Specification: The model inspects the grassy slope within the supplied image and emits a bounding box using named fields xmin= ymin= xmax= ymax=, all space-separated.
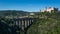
xmin=27 ymin=12 xmax=60 ymax=34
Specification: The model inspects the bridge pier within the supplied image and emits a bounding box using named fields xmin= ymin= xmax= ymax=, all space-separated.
xmin=18 ymin=20 xmax=22 ymax=28
xmin=25 ymin=20 xmax=28 ymax=28
xmin=21 ymin=20 xmax=25 ymax=30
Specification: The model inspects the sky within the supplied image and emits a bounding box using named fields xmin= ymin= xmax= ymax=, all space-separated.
xmin=0 ymin=0 xmax=60 ymax=12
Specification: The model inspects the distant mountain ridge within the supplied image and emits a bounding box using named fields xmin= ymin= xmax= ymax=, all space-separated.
xmin=0 ymin=10 xmax=30 ymax=16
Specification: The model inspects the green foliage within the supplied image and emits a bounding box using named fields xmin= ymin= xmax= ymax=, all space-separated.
xmin=27 ymin=12 xmax=60 ymax=34
xmin=0 ymin=11 xmax=60 ymax=34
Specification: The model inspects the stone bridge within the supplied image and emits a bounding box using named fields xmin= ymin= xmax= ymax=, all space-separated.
xmin=12 ymin=18 xmax=34 ymax=30
xmin=12 ymin=18 xmax=35 ymax=34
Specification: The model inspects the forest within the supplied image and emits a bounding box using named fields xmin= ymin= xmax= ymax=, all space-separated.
xmin=0 ymin=10 xmax=60 ymax=34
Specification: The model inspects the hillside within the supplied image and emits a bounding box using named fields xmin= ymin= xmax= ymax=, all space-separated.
xmin=0 ymin=10 xmax=30 ymax=16
xmin=27 ymin=12 xmax=60 ymax=34
xmin=0 ymin=11 xmax=60 ymax=34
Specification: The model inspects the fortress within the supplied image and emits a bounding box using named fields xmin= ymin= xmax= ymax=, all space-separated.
xmin=41 ymin=7 xmax=58 ymax=13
